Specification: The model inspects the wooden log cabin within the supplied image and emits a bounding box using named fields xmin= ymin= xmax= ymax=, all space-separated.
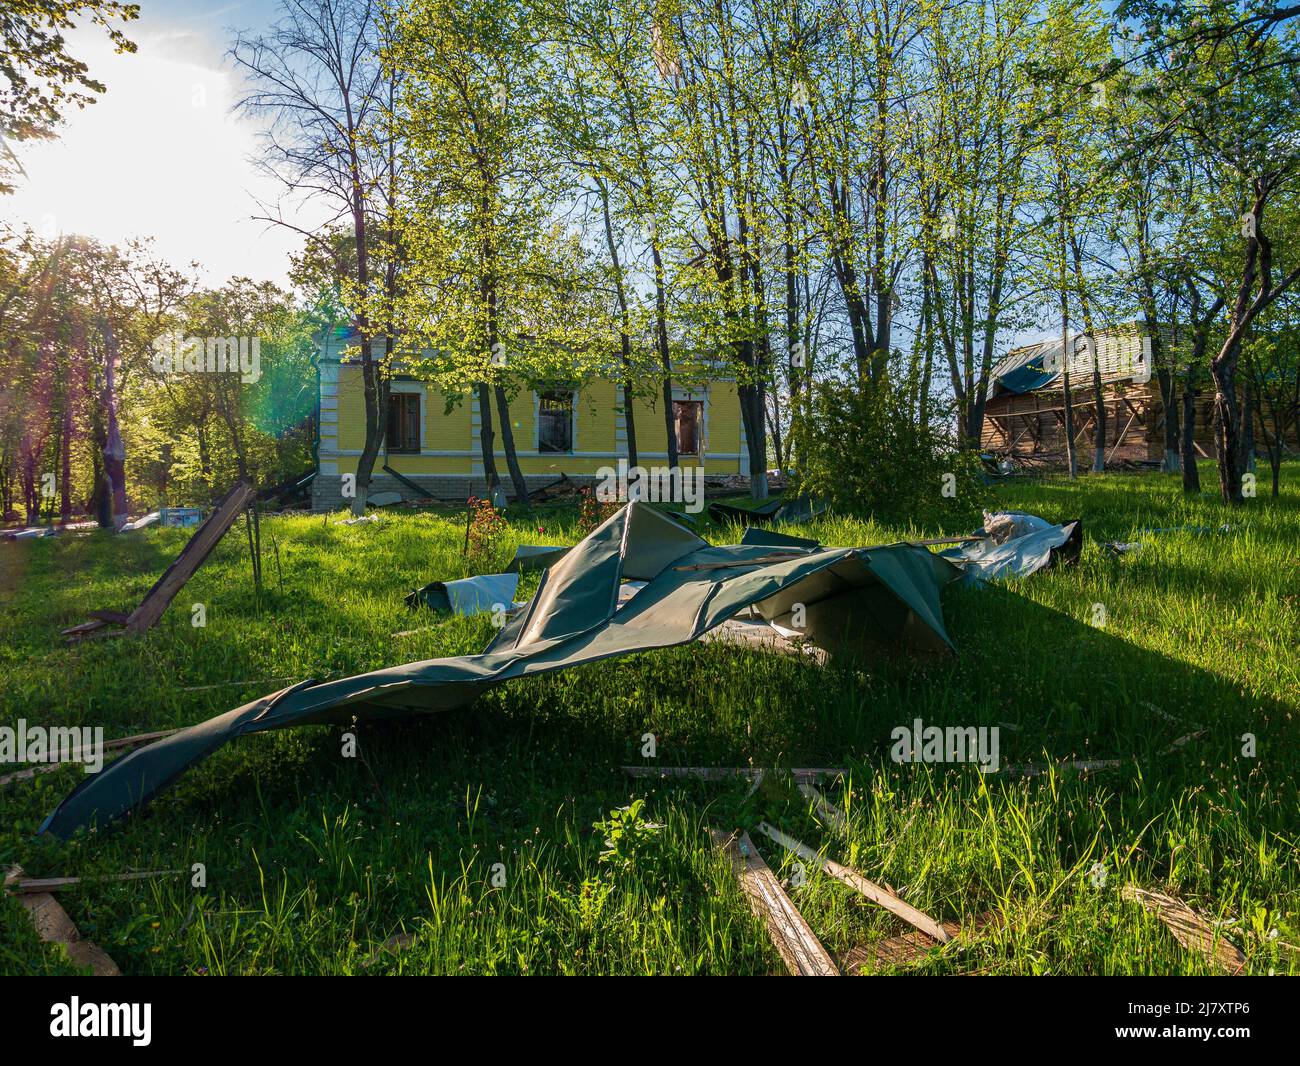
xmin=981 ymin=326 xmax=1219 ymax=466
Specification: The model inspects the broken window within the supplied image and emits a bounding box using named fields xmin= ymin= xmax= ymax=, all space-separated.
xmin=538 ymin=390 xmax=575 ymax=453
xmin=386 ymin=391 xmax=421 ymax=453
xmin=673 ymin=400 xmax=703 ymax=455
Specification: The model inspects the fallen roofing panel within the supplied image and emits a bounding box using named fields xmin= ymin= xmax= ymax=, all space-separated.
xmin=940 ymin=511 xmax=1082 ymax=582
xmin=405 ymin=572 xmax=520 ymax=614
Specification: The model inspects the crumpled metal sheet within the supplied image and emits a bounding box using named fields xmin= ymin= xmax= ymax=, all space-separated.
xmin=40 ymin=502 xmax=961 ymax=838
xmin=940 ymin=511 xmax=1082 ymax=582
xmin=405 ymin=573 xmax=520 ymax=614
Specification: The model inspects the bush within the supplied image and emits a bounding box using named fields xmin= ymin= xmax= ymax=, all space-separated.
xmin=577 ymin=487 xmax=620 ymax=533
xmin=795 ymin=380 xmax=984 ymax=527
xmin=465 ymin=496 xmax=507 ymax=570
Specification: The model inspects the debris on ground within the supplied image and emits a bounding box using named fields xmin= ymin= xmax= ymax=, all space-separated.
xmin=1122 ymin=886 xmax=1247 ymax=973
xmin=621 ymin=766 xmax=847 ymax=784
xmin=361 ymin=932 xmax=418 ymax=967
xmin=707 ymin=493 xmax=825 ymax=528
xmin=405 ymin=572 xmax=520 ymax=614
xmin=711 ymin=828 xmax=839 ymax=976
xmin=3 ymin=866 xmax=120 ymax=976
xmin=1102 ymin=540 xmax=1143 ymax=555
xmin=939 ymin=510 xmax=1082 ymax=582
xmin=755 ymin=820 xmax=950 ymax=943
xmin=160 ymin=507 xmax=204 ymax=527
xmin=120 ymin=511 xmax=160 ymax=532
xmin=505 ymin=544 xmax=569 ymax=573
xmin=841 ymin=912 xmax=1001 ymax=974
xmin=528 ymin=473 xmax=582 ymax=502
xmin=40 ymin=502 xmax=960 ymax=837
xmin=0 ymin=729 xmax=179 ymax=789
xmin=8 ymin=869 xmax=181 ymax=893
xmin=61 ymin=480 xmax=256 ymax=641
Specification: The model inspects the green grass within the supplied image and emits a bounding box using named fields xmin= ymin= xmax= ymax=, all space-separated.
xmin=1 ymin=463 xmax=1297 ymax=975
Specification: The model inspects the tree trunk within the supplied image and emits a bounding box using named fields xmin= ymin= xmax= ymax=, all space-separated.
xmin=1180 ymin=366 xmax=1201 ymax=494
xmin=1237 ymin=372 xmax=1255 ymax=474
xmin=59 ymin=400 xmax=72 ymax=522
xmin=1210 ymin=347 xmax=1243 ymax=505
xmin=99 ymin=322 xmax=128 ymax=527
xmin=493 ymin=384 xmax=528 ymax=504
xmin=651 ymin=242 xmax=678 ymax=469
xmin=476 ymin=382 xmax=500 ymax=499
xmin=598 ymin=184 xmax=638 ymax=471
xmin=352 ymin=343 xmax=384 ymax=515
xmin=1157 ymin=365 xmax=1181 ymax=473
xmin=1060 ymin=310 xmax=1077 ymax=479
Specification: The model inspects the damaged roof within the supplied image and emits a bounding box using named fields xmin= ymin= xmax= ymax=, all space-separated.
xmin=41 ymin=502 xmax=962 ymax=838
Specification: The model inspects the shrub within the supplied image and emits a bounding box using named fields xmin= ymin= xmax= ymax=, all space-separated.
xmin=465 ymin=495 xmax=507 ymax=570
xmin=577 ymin=486 xmax=620 ymax=533
xmin=795 ymin=380 xmax=984 ymax=527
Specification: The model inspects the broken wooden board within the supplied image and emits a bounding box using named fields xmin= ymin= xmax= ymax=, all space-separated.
xmin=624 ymin=766 xmax=846 ymax=784
xmin=700 ymin=618 xmax=829 ymax=664
xmin=3 ymin=866 xmax=120 ymax=976
xmin=63 ymin=480 xmax=256 ymax=640
xmin=841 ymin=912 xmax=1000 ymax=974
xmin=1123 ymin=886 xmax=1247 ymax=973
xmin=9 ymin=869 xmax=181 ymax=893
xmin=711 ymin=828 xmax=839 ymax=976
xmin=798 ymin=783 xmax=849 ymax=835
xmin=1002 ymin=758 xmax=1124 ymax=778
xmin=756 ymin=821 xmax=950 ymax=943
xmin=0 ymin=728 xmax=180 ymax=790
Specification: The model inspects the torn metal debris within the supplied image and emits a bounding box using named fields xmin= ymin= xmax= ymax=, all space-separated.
xmin=42 ymin=501 xmax=961 ymax=837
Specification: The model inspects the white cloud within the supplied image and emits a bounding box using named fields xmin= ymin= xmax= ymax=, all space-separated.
xmin=1 ymin=25 xmax=311 ymax=286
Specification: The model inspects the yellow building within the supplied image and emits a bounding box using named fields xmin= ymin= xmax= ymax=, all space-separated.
xmin=311 ymin=326 xmax=749 ymax=508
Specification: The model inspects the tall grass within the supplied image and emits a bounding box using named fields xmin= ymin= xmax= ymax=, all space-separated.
xmin=1 ymin=463 xmax=1296 ymax=975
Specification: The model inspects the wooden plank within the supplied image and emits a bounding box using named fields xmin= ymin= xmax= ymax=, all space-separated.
xmin=125 ymin=480 xmax=256 ymax=632
xmin=62 ymin=480 xmax=256 ymax=640
xmin=3 ymin=866 xmax=121 ymax=976
xmin=9 ymin=869 xmax=181 ymax=893
xmin=756 ymin=821 xmax=951 ymax=943
xmin=841 ymin=912 xmax=1000 ymax=974
xmin=710 ymin=829 xmax=839 ymax=976
xmin=1106 ymin=408 xmax=1140 ymax=465
xmin=0 ymin=729 xmax=179 ymax=789
xmin=1123 ymin=886 xmax=1246 ymax=973
xmin=623 ymin=766 xmax=845 ymax=784
xmin=798 ymin=783 xmax=849 ymax=836
xmin=1001 ymin=758 xmax=1124 ymax=778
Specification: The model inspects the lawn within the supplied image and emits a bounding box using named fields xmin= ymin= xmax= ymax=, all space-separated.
xmin=1 ymin=462 xmax=1297 ymax=975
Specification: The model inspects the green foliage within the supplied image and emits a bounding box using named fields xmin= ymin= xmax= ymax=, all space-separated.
xmin=0 ymin=1 xmax=139 ymax=192
xmin=594 ymin=799 xmax=665 ymax=873
xmin=796 ymin=380 xmax=984 ymax=527
xmin=577 ymin=486 xmax=619 ymax=534
xmin=465 ymin=495 xmax=508 ymax=571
